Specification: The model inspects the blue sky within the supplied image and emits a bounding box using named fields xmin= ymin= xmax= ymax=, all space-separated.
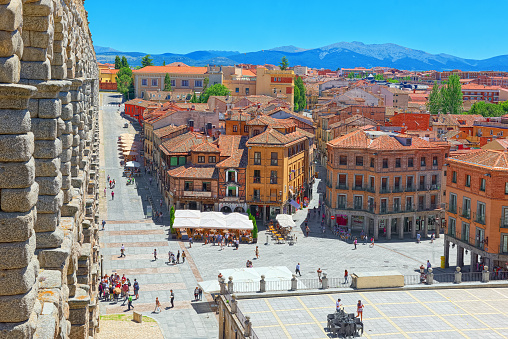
xmin=88 ymin=0 xmax=508 ymax=59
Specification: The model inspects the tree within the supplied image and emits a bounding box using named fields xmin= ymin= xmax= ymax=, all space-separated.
xmin=427 ymin=82 xmax=442 ymax=115
xmin=467 ymin=101 xmax=504 ymax=117
xmin=169 ymin=206 xmax=176 ymax=233
xmin=116 ymin=66 xmax=134 ymax=99
xmin=114 ymin=56 xmax=121 ymax=69
xmin=121 ymin=56 xmax=129 ymax=68
xmin=164 ymin=73 xmax=172 ymax=91
xmin=441 ymin=74 xmax=463 ymax=114
xmin=347 ymin=72 xmax=355 ymax=79
xmin=293 ymin=85 xmax=300 ymax=112
xmin=162 ymin=60 xmax=166 ymax=66
xmin=141 ymin=54 xmax=154 ymax=67
xmin=189 ymin=93 xmax=197 ymax=103
xmin=198 ymin=83 xmax=230 ymax=104
xmin=374 ymin=74 xmax=384 ymax=81
xmin=202 ymin=77 xmax=209 ymax=93
xmin=279 ymin=56 xmax=289 ymax=70
xmin=293 ymin=76 xmax=306 ymax=112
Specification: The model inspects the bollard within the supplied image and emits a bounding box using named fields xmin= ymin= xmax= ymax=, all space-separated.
xmin=228 ymin=276 xmax=234 ymax=294
xmin=482 ymin=266 xmax=490 ymax=283
xmin=454 ymin=266 xmax=462 ymax=284
xmin=322 ymin=273 xmax=329 ymax=289
xmin=231 ymin=294 xmax=237 ymax=314
xmin=260 ymin=275 xmax=266 ymax=293
xmin=219 ymin=278 xmax=226 ymax=295
xmin=291 ymin=274 xmax=298 ymax=291
xmin=244 ymin=316 xmax=252 ymax=337
xmin=426 ymin=268 xmax=434 ymax=285
xmin=266 ymin=233 xmax=270 ymax=245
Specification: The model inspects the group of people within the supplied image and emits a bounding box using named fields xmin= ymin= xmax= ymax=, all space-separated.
xmin=335 ymin=298 xmax=364 ymax=321
xmin=189 ymin=232 xmax=244 ymax=250
xmin=167 ymin=249 xmax=186 ymax=264
xmin=99 ymin=273 xmax=140 ymax=311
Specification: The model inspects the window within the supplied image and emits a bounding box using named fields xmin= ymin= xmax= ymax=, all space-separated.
xmin=235 ymin=87 xmax=240 ymax=93
xmin=244 ymin=125 xmax=249 ymax=133
xmin=254 ymin=152 xmax=261 ymax=165
xmin=382 ymin=158 xmax=388 ymax=168
xmin=465 ymin=175 xmax=471 ymax=187
xmin=393 ymin=197 xmax=401 ymax=212
xmin=245 ymin=88 xmax=250 ymax=95
xmin=270 ymin=171 xmax=277 ymax=184
xmin=170 ymin=80 xmax=176 ymax=87
xmin=433 ymin=156 xmax=438 ymax=166
xmin=394 ymin=177 xmax=401 ymax=191
xmin=476 ymin=202 xmax=486 ymax=224
xmin=188 ymin=120 xmax=194 ymax=128
xmin=480 ymin=178 xmax=486 ymax=191
xmin=208 ymin=156 xmax=216 ymax=163
xmin=337 ymin=195 xmax=346 ymax=209
xmin=452 ymin=171 xmax=457 ymax=183
xmin=254 ymin=129 xmax=260 ymax=136
xmin=449 ymin=193 xmax=457 ymax=213
xmin=395 ymin=158 xmax=401 ymax=168
xmin=406 ymin=196 xmax=413 ymax=211
xmin=408 ymin=157 xmax=413 ymax=167
xmin=370 ymin=158 xmax=374 ymax=168
xmin=141 ymin=79 xmax=148 ymax=86
xmin=339 ymin=155 xmax=347 ymax=166
xmin=202 ymin=182 xmax=211 ymax=192
xmin=338 ymin=174 xmax=347 ymax=189
xmin=448 ymin=217 xmax=456 ymax=236
xmin=253 ymin=189 xmax=260 ymax=200
xmin=462 ymin=198 xmax=471 ymax=218
xmin=233 ymin=125 xmax=238 ymax=132
xmin=506 ymin=182 xmax=508 ymax=194
xmin=420 ymin=157 xmax=426 ymax=167
xmin=380 ymin=198 xmax=388 ymax=213
xmin=151 ymin=79 xmax=158 ymax=86
xmin=271 ymin=152 xmax=278 ymax=166
xmin=354 ymin=196 xmax=363 ymax=210
xmin=170 ymin=157 xmax=178 ymax=166
xmin=462 ymin=222 xmax=470 ymax=241
xmin=406 ymin=176 xmax=414 ymax=190
xmin=181 ymin=80 xmax=189 ymax=87
xmin=195 ymin=80 xmax=203 ymax=87
xmin=253 ymin=170 xmax=261 ymax=183
xmin=184 ymin=181 xmax=193 ymax=191
xmin=419 ymin=176 xmax=426 ymax=190
xmin=356 ymin=156 xmax=363 ymax=166
xmin=198 ymin=156 xmax=205 ymax=163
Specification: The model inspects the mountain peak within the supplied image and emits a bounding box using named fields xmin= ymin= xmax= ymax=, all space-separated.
xmin=268 ymin=45 xmax=308 ymax=53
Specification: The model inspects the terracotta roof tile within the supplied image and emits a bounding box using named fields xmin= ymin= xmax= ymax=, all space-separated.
xmin=448 ymin=149 xmax=508 ymax=169
xmin=160 ymin=132 xmax=207 ymax=155
xmin=133 ymin=65 xmax=208 ymax=74
xmin=153 ymin=124 xmax=187 ymax=139
xmin=246 ymin=127 xmax=307 ymax=147
xmin=167 ymin=166 xmax=218 ymax=179
xmin=191 ymin=141 xmax=220 ymax=153
xmin=328 ymin=129 xmax=439 ymax=150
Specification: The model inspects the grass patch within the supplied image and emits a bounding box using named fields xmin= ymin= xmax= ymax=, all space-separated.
xmin=100 ymin=314 xmax=157 ymax=323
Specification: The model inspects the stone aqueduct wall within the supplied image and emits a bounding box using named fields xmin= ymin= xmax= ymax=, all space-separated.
xmin=0 ymin=0 xmax=100 ymax=338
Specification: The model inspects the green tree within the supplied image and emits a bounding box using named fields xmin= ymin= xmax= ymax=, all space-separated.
xmin=169 ymin=206 xmax=176 ymax=233
xmin=198 ymin=83 xmax=230 ymax=104
xmin=467 ymin=101 xmax=504 ymax=117
xmin=427 ymin=82 xmax=442 ymax=115
xmin=293 ymin=76 xmax=306 ymax=112
xmin=279 ymin=56 xmax=289 ymax=70
xmin=347 ymin=72 xmax=355 ymax=79
xmin=162 ymin=60 xmax=166 ymax=66
xmin=116 ymin=66 xmax=134 ymax=99
xmin=189 ymin=93 xmax=197 ymax=103
xmin=293 ymin=85 xmax=300 ymax=112
xmin=374 ymin=74 xmax=384 ymax=81
xmin=499 ymin=100 xmax=508 ymax=113
xmin=141 ymin=54 xmax=154 ymax=67
xmin=114 ymin=56 xmax=121 ymax=69
xmin=164 ymin=73 xmax=172 ymax=91
xmin=202 ymin=77 xmax=209 ymax=92
xmin=121 ymin=56 xmax=129 ymax=68
xmin=441 ymin=74 xmax=463 ymax=114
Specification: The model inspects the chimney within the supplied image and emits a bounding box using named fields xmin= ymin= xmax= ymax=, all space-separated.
xmin=376 ymin=125 xmax=380 ymax=131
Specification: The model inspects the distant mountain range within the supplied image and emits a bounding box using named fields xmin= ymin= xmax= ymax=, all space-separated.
xmin=94 ymin=42 xmax=508 ymax=71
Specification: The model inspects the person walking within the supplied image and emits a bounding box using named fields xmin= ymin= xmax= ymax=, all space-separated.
xmin=182 ymin=251 xmax=186 ymax=263
xmin=417 ymin=233 xmax=421 ymax=243
xmin=336 ymin=298 xmax=342 ymax=311
xmin=107 ymin=174 xmax=110 ymax=183
xmin=153 ymin=249 xmax=157 ymax=261
xmin=295 ymin=263 xmax=301 ymax=276
xmin=317 ymin=268 xmax=322 ymax=281
xmin=127 ymin=294 xmax=134 ymax=310
xmin=103 ymin=187 xmax=106 ymax=197
xmin=426 ymin=260 xmax=432 ymax=272
xmin=170 ymin=290 xmax=174 ymax=308
xmin=176 ymin=250 xmax=180 ymax=264
xmin=168 ymin=250 xmax=172 ymax=264
xmin=120 ymin=244 xmax=126 ymax=258
xmin=431 ymin=233 xmax=435 ymax=243
xmin=102 ymin=220 xmax=106 ymax=230
xmin=198 ymin=287 xmax=203 ymax=300
xmin=305 ymin=225 xmax=310 ymax=237
xmin=370 ymin=237 xmax=375 ymax=247
xmin=154 ymin=297 xmax=161 ymax=313
xmin=189 ymin=237 xmax=193 ymax=248
xmin=133 ymin=279 xmax=139 ymax=300
xmin=354 ymin=237 xmax=358 ymax=250
xmin=149 ymin=177 xmax=152 ymax=185
xmin=111 ymin=191 xmax=114 ymax=200
xmin=344 ymin=269 xmax=349 ymax=284
xmin=357 ymin=300 xmax=364 ymax=321
xmin=160 ymin=199 xmax=163 ymax=208
xmin=255 ymin=246 xmax=259 ymax=259
xmin=194 ymin=287 xmax=199 ymax=301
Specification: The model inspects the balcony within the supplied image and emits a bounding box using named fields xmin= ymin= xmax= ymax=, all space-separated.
xmin=448 ymin=204 xmax=457 ymax=214
xmin=500 ymin=244 xmax=508 ymax=255
xmin=500 ymin=217 xmax=508 ymax=228
xmin=353 ymin=204 xmax=364 ymax=210
xmin=430 ymin=184 xmax=440 ymax=191
xmin=252 ymin=196 xmax=261 ymax=202
xmin=405 ymin=185 xmax=415 ymax=192
xmin=366 ymin=186 xmax=376 ymax=193
xmin=270 ymin=178 xmax=278 ymax=184
xmin=379 ymin=207 xmax=388 ymax=214
xmin=253 ymin=160 xmax=261 ymax=165
xmin=379 ymin=187 xmax=390 ymax=194
xmin=459 ymin=207 xmax=471 ymax=219
xmin=222 ymin=196 xmax=240 ymax=202
xmin=270 ymin=160 xmax=278 ymax=166
xmin=418 ymin=185 xmax=426 ymax=191
xmin=474 ymin=212 xmax=486 ymax=225
xmin=336 ymin=183 xmax=348 ymax=190
xmin=392 ymin=186 xmax=403 ymax=193
xmin=183 ymin=191 xmax=212 ymax=198
xmin=337 ymin=204 xmax=346 ymax=209
xmin=352 ymin=185 xmax=365 ymax=191
xmin=253 ymin=177 xmax=261 ymax=183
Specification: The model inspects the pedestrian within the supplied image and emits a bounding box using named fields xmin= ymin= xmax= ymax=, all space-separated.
xmin=305 ymin=225 xmax=310 ymax=237
xmin=354 ymin=237 xmax=358 ymax=249
xmin=133 ymin=279 xmax=139 ymax=300
xmin=317 ymin=268 xmax=322 ymax=281
xmin=426 ymin=260 xmax=431 ymax=272
xmin=336 ymin=298 xmax=342 ymax=311
xmin=107 ymin=175 xmax=110 ymax=183
xmin=120 ymin=244 xmax=126 ymax=257
xmin=182 ymin=251 xmax=186 ymax=263
xmin=109 ymin=180 xmax=112 ymax=188
xmin=170 ymin=289 xmax=174 ymax=308
xmin=295 ymin=263 xmax=301 ymax=276
xmin=417 ymin=233 xmax=421 ymax=243
xmin=102 ymin=220 xmax=106 ymax=230
xmin=189 ymin=237 xmax=193 ymax=248
xmin=357 ymin=300 xmax=364 ymax=321
xmin=111 ymin=191 xmax=114 ymax=200
xmin=255 ymin=246 xmax=259 ymax=259
xmin=194 ymin=287 xmax=199 ymax=301
xmin=370 ymin=237 xmax=374 ymax=247
xmin=153 ymin=249 xmax=157 ymax=261
xmin=149 ymin=177 xmax=152 ymax=185
xmin=160 ymin=199 xmax=163 ymax=208
xmin=113 ymin=179 xmax=116 ymax=187
xmin=154 ymin=297 xmax=161 ymax=313
xmin=344 ymin=269 xmax=349 ymax=284
xmin=198 ymin=287 xmax=203 ymax=300
xmin=363 ymin=233 xmax=366 ymax=245
xmin=127 ymin=294 xmax=133 ymax=310
xmin=431 ymin=233 xmax=435 ymax=243
xmin=168 ymin=250 xmax=172 ymax=264
xmin=176 ymin=250 xmax=180 ymax=263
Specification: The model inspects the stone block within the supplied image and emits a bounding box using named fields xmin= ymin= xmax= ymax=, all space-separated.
xmin=0 ymin=54 xmax=20 ymax=83
xmin=20 ymin=46 xmax=47 ymax=62
xmin=37 ymin=240 xmax=70 ymax=269
xmin=0 ymin=0 xmax=22 ymax=32
xmin=0 ymin=257 xmax=38 ymax=296
xmin=35 ymin=173 xmax=61 ymax=195
xmin=60 ymin=147 xmax=71 ymax=162
xmin=0 ymin=209 xmax=35 ymax=243
xmin=34 ymin=157 xmax=60 ymax=177
xmin=31 ymin=117 xmax=58 ymax=140
xmin=33 ymin=313 xmax=57 ymax=339
xmin=22 ymin=15 xmax=50 ymax=32
xmin=70 ymin=323 xmax=88 ymax=339
xmin=36 ymin=191 xmax=62 ymax=213
xmin=23 ymin=0 xmax=53 ymax=17
xmin=34 ymin=210 xmax=59 ymax=232
xmin=0 ymin=233 xmax=35 ymax=270
xmin=60 ymin=133 xmax=72 ymax=149
xmin=76 ymin=275 xmax=88 ymax=284
xmin=38 ymin=98 xmax=61 ymax=119
xmin=60 ymin=161 xmax=70 ymax=175
xmin=51 ymin=64 xmax=66 ymax=80
xmin=52 ymin=53 xmax=65 ymax=66
xmin=61 ymin=174 xmax=70 ymax=190
xmin=0 ymin=29 xmax=23 ymax=58
xmin=60 ymin=103 xmax=72 ymax=120
xmin=34 ymin=138 xmax=61 ymax=159
xmin=1 ymin=181 xmax=39 ymax=213
xmin=0 ymin=84 xmax=36 ymax=110
xmin=35 ymin=227 xmax=63 ymax=249
xmin=20 ymin=59 xmax=51 ymax=80
xmin=28 ymin=29 xmax=53 ymax=49
xmin=0 ymin=158 xmax=35 ymax=188
xmin=0 ymin=132 xmax=33 ymax=162
xmin=0 ymin=109 xmax=31 ymax=134
xmin=0 ymin=310 xmax=37 ymax=339
xmin=68 ymin=307 xmax=87 ymax=325
xmin=37 ymin=288 xmax=62 ymax=318
xmin=38 ymin=269 xmax=61 ymax=290
xmin=58 ymin=92 xmax=70 ymax=105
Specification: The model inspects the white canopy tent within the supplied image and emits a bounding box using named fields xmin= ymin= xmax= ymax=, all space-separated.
xmin=276 ymin=214 xmax=296 ymax=228
xmin=172 ymin=210 xmax=253 ymax=231
xmin=125 ymin=161 xmax=141 ymax=168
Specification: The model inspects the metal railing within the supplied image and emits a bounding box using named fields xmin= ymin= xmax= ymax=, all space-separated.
xmin=328 ymin=277 xmax=351 ymax=288
xmin=236 ymin=306 xmax=247 ymax=328
xmin=253 ymin=177 xmax=261 ymax=183
xmin=448 ymin=204 xmax=457 ymax=214
xmin=474 ymin=212 xmax=486 ymax=225
xmin=379 ymin=187 xmax=390 ymax=194
xmin=459 ymin=207 xmax=471 ymax=219
xmin=233 ymin=281 xmax=259 ymax=293
xmin=352 ymin=185 xmax=365 ymax=191
xmin=336 ymin=183 xmax=348 ymax=190
xmin=366 ymin=186 xmax=376 ymax=193
xmin=433 ymin=273 xmax=455 ymax=283
xmin=462 ymin=272 xmax=483 ymax=282
xmin=500 ymin=217 xmax=508 ymax=228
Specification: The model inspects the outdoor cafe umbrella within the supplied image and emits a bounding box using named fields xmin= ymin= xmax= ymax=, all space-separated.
xmin=122 ymin=151 xmax=139 ymax=156
xmin=125 ymin=161 xmax=141 ymax=168
xmin=276 ymin=214 xmax=296 ymax=228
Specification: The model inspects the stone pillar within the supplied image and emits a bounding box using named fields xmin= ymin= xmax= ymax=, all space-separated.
xmin=444 ymin=239 xmax=450 ymax=268
xmin=59 ymin=83 xmax=73 ymax=205
xmin=412 ymin=214 xmax=417 ymax=239
xmin=219 ymin=278 xmax=226 ymax=295
xmin=363 ymin=217 xmax=368 ymax=237
xmin=291 ymin=274 xmax=297 ymax=291
xmin=470 ymin=252 xmax=478 ymax=272
xmin=244 ymin=316 xmax=252 ymax=337
xmin=425 ymin=268 xmax=434 ymax=285
xmin=387 ymin=217 xmax=392 ymax=240
xmin=230 ymin=294 xmax=237 ymax=314
xmin=482 ymin=266 xmax=490 ymax=283
xmin=457 ymin=246 xmax=464 ymax=268
xmin=322 ymin=273 xmax=329 ymax=289
xmin=259 ymin=275 xmax=266 ymax=293
xmin=454 ymin=267 xmax=462 ymax=284
xmin=423 ymin=215 xmax=428 ymax=238
xmin=0 ymin=84 xmax=39 ymax=338
xmin=373 ymin=216 xmax=379 ymax=240
xmin=227 ymin=276 xmax=233 ymax=294
xmin=399 ymin=217 xmax=404 ymax=239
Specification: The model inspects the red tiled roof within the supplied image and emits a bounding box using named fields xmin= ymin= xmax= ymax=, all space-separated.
xmin=153 ymin=125 xmax=187 ymax=139
xmin=216 ymin=149 xmax=246 ymax=168
xmin=167 ymin=166 xmax=217 ymax=179
xmin=191 ymin=141 xmax=220 ymax=153
xmin=124 ymin=98 xmax=157 ymax=108
xmin=246 ymin=115 xmax=296 ymax=128
xmin=133 ymin=66 xmax=208 ymax=74
xmin=160 ymin=132 xmax=207 ymax=155
xmin=246 ymin=127 xmax=307 ymax=147
xmin=448 ymin=149 xmax=508 ymax=169
xmin=328 ymin=129 xmax=438 ymax=150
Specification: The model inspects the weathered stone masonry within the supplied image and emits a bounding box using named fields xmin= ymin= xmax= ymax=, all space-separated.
xmin=0 ymin=0 xmax=100 ymax=338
